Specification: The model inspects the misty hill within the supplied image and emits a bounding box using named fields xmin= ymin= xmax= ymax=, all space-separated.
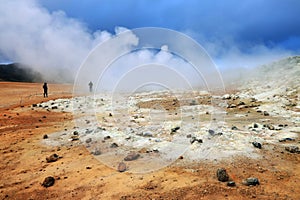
xmin=0 ymin=63 xmax=43 ymax=82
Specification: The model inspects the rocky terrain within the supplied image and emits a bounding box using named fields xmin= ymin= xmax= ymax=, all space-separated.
xmin=0 ymin=56 xmax=299 ymax=199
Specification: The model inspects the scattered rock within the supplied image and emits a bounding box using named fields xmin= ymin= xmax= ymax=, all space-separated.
xmin=285 ymin=146 xmax=300 ymax=153
xmin=109 ymin=113 xmax=113 ymax=117
xmin=265 ymin=124 xmax=274 ymax=130
xmin=228 ymin=104 xmax=237 ymax=108
xmin=104 ymin=136 xmax=111 ymax=140
xmin=252 ymin=142 xmax=262 ymax=149
xmin=85 ymin=138 xmax=92 ymax=143
xmin=222 ymin=94 xmax=231 ymax=100
xmin=43 ymin=134 xmax=48 ymax=139
xmin=227 ymin=181 xmax=236 ymax=187
xmin=253 ymin=123 xmax=259 ymax=128
xmin=71 ymin=135 xmax=79 ymax=141
xmin=186 ymin=134 xmax=192 ymax=138
xmin=73 ymin=131 xmax=79 ymax=135
xmin=32 ymin=104 xmax=37 ymax=107
xmin=242 ymin=177 xmax=259 ymax=186
xmin=118 ymin=162 xmax=127 ymax=172
xmin=279 ymin=138 xmax=295 ymax=142
xmin=263 ymin=111 xmax=269 ymax=116
xmin=143 ymin=132 xmax=153 ymax=137
xmin=190 ymin=137 xmax=203 ymax=144
xmin=110 ymin=143 xmax=119 ymax=148
xmin=208 ymin=129 xmax=215 ymax=135
xmin=217 ymin=168 xmax=229 ymax=182
xmin=42 ymin=176 xmax=55 ymax=187
xmin=171 ymin=126 xmax=180 ymax=133
xmin=124 ymin=152 xmax=140 ymax=161
xmin=92 ymin=149 xmax=101 ymax=155
xmin=46 ymin=154 xmax=59 ymax=163
xmin=86 ymin=166 xmax=91 ymax=169
xmin=51 ymin=106 xmax=58 ymax=109
xmin=231 ymin=126 xmax=238 ymax=130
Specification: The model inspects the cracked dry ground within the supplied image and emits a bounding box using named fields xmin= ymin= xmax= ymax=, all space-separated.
xmin=0 ymin=82 xmax=299 ymax=200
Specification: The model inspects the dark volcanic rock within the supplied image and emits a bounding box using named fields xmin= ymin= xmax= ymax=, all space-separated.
xmin=252 ymin=142 xmax=262 ymax=149
xmin=42 ymin=176 xmax=55 ymax=187
xmin=46 ymin=154 xmax=59 ymax=163
xmin=43 ymin=134 xmax=48 ymax=139
xmin=104 ymin=136 xmax=111 ymax=140
xmin=124 ymin=152 xmax=140 ymax=161
xmin=118 ymin=162 xmax=127 ymax=172
xmin=73 ymin=131 xmax=79 ymax=135
xmin=208 ymin=129 xmax=215 ymax=135
xmin=263 ymin=111 xmax=269 ymax=116
xmin=227 ymin=181 xmax=236 ymax=187
xmin=279 ymin=138 xmax=295 ymax=142
xmin=171 ymin=126 xmax=180 ymax=133
xmin=110 ymin=143 xmax=119 ymax=148
xmin=216 ymin=168 xmax=229 ymax=182
xmin=190 ymin=137 xmax=203 ymax=144
xmin=242 ymin=177 xmax=259 ymax=186
xmin=85 ymin=138 xmax=92 ymax=143
xmin=285 ymin=146 xmax=300 ymax=153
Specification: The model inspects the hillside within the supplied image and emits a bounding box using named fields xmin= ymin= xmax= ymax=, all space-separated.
xmin=0 ymin=63 xmax=43 ymax=82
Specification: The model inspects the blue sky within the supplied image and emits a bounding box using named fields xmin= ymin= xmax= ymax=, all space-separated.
xmin=39 ymin=0 xmax=300 ymax=54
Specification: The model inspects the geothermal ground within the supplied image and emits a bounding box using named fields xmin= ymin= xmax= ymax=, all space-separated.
xmin=0 ymin=57 xmax=300 ymax=200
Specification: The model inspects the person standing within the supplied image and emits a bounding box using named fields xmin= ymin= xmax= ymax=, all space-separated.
xmin=88 ymin=81 xmax=93 ymax=93
xmin=43 ymin=82 xmax=48 ymax=97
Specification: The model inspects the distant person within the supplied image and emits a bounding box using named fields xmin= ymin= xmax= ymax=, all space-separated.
xmin=43 ymin=82 xmax=48 ymax=97
xmin=88 ymin=81 xmax=93 ymax=92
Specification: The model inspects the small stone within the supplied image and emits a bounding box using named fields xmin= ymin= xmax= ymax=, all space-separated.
xmin=86 ymin=166 xmax=91 ymax=169
xmin=109 ymin=113 xmax=113 ymax=117
xmin=186 ymin=134 xmax=192 ymax=138
xmin=85 ymin=138 xmax=92 ymax=143
xmin=265 ymin=124 xmax=274 ymax=130
xmin=104 ymin=136 xmax=111 ymax=140
xmin=285 ymin=146 xmax=300 ymax=153
xmin=263 ymin=111 xmax=269 ymax=116
xmin=252 ymin=142 xmax=262 ymax=149
xmin=190 ymin=137 xmax=203 ymax=144
xmin=124 ymin=152 xmax=140 ymax=161
xmin=43 ymin=134 xmax=48 ymax=139
xmin=253 ymin=123 xmax=259 ymax=128
xmin=51 ymin=106 xmax=58 ymax=109
xmin=118 ymin=162 xmax=127 ymax=172
xmin=217 ymin=168 xmax=229 ymax=182
xmin=279 ymin=138 xmax=295 ymax=142
xmin=171 ymin=126 xmax=180 ymax=133
xmin=71 ymin=135 xmax=79 ymax=141
xmin=92 ymin=149 xmax=101 ymax=155
xmin=42 ymin=176 xmax=55 ymax=187
xmin=231 ymin=126 xmax=238 ymax=130
xmin=46 ymin=154 xmax=59 ymax=163
xmin=208 ymin=129 xmax=215 ymax=135
xmin=73 ymin=131 xmax=79 ymax=135
xmin=143 ymin=132 xmax=153 ymax=137
xmin=110 ymin=143 xmax=119 ymax=148
xmin=242 ymin=177 xmax=259 ymax=186
xmin=227 ymin=181 xmax=236 ymax=187
xmin=32 ymin=104 xmax=37 ymax=107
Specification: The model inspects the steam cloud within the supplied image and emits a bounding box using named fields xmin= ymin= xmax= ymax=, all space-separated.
xmin=0 ymin=0 xmax=297 ymax=88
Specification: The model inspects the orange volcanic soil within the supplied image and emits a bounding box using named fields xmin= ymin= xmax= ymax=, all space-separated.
xmin=0 ymin=82 xmax=299 ymax=200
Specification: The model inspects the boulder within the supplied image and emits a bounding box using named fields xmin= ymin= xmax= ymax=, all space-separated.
xmin=242 ymin=177 xmax=259 ymax=186
xmin=216 ymin=168 xmax=229 ymax=182
xmin=42 ymin=176 xmax=55 ymax=187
